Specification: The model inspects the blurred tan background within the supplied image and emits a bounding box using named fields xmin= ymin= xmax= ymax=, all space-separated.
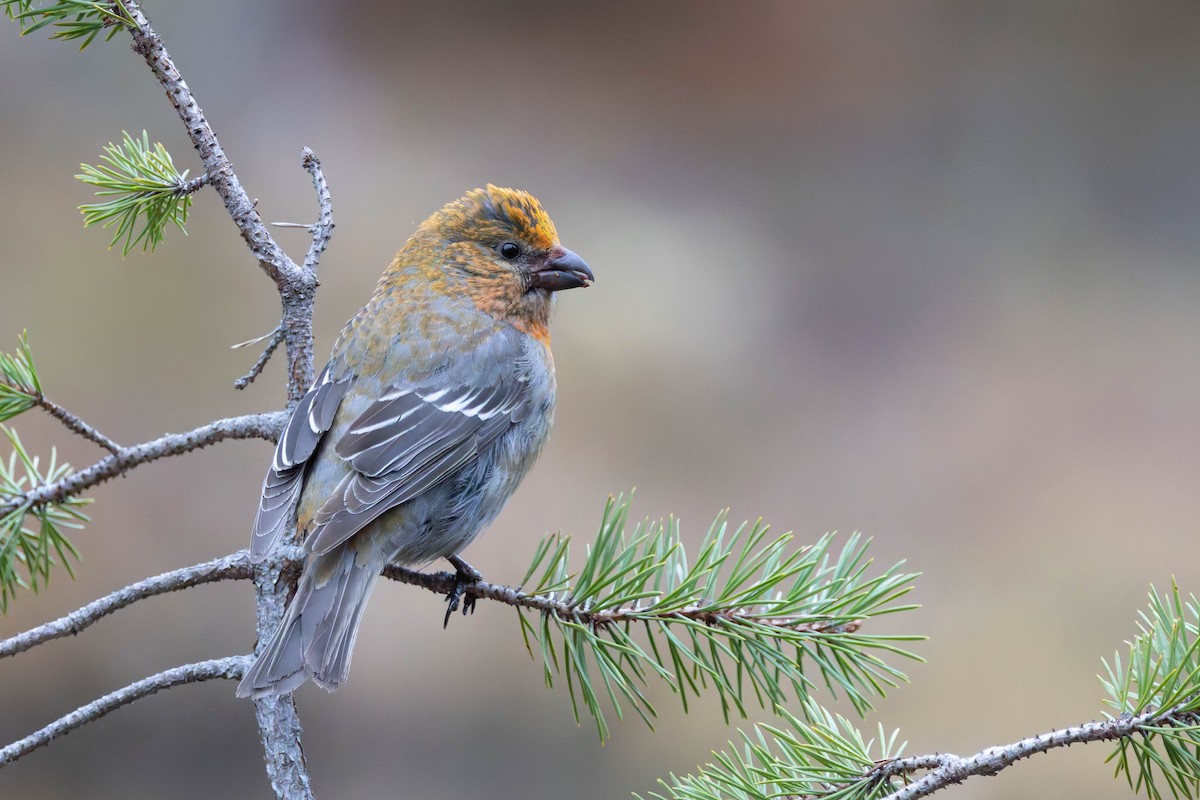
xmin=2 ymin=2 xmax=1199 ymax=798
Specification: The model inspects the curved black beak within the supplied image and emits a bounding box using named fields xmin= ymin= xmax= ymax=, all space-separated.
xmin=533 ymin=247 xmax=594 ymax=292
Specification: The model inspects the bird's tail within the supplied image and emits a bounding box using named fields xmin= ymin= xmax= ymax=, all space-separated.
xmin=236 ymin=542 xmax=383 ymax=698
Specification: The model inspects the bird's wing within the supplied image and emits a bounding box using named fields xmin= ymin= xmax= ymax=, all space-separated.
xmin=251 ymin=367 xmax=352 ymax=560
xmin=303 ymin=345 xmax=534 ymax=557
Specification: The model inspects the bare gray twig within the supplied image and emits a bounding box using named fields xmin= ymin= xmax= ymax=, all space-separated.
xmin=300 ymin=147 xmax=334 ymax=274
xmin=0 ymin=550 xmax=270 ymax=658
xmin=0 ymin=412 xmax=285 ymax=520
xmin=176 ymin=171 xmax=210 ymax=196
xmin=234 ymin=327 xmax=285 ymax=390
xmin=36 ymin=395 xmax=122 ymax=454
xmin=0 ymin=656 xmax=248 ymax=769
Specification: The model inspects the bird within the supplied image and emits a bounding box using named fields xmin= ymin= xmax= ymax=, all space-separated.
xmin=236 ymin=185 xmax=592 ymax=698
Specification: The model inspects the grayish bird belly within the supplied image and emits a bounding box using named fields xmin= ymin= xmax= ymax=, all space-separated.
xmin=367 ymin=393 xmax=554 ymax=568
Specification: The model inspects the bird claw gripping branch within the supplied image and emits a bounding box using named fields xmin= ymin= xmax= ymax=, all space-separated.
xmin=443 ymin=554 xmax=482 ymax=628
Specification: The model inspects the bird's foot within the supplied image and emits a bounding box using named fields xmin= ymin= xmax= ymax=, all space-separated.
xmin=443 ymin=555 xmax=482 ymax=628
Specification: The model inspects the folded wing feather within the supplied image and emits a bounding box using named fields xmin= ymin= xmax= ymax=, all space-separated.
xmin=302 ymin=375 xmax=530 ymax=556
xmin=250 ymin=368 xmax=352 ymax=560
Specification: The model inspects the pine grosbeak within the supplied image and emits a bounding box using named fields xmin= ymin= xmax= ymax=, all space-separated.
xmin=236 ymin=186 xmax=592 ymax=697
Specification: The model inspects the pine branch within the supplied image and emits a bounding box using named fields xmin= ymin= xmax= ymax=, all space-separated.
xmin=389 ymin=561 xmax=869 ymax=637
xmin=2 ymin=0 xmax=134 ymax=49
xmin=391 ymin=495 xmax=923 ymax=742
xmin=876 ymin=711 xmax=1190 ymax=800
xmin=114 ymin=5 xmax=327 ymax=795
xmin=7 ymin=569 xmax=1192 ymax=800
xmin=77 ymin=130 xmax=203 ymax=255
xmin=0 ymin=656 xmax=247 ymax=768
xmin=642 ymin=706 xmax=1188 ymax=800
xmin=1 ymin=332 xmax=119 ymax=451
xmin=647 ymin=582 xmax=1200 ymax=800
xmin=0 ymin=426 xmax=90 ymax=611
xmin=5 ymin=3 xmax=328 ymax=796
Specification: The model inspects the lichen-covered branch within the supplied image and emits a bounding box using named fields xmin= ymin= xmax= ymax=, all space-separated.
xmin=251 ymin=691 xmax=312 ymax=800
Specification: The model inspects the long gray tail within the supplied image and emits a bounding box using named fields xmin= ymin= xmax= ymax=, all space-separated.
xmin=237 ymin=543 xmax=383 ymax=698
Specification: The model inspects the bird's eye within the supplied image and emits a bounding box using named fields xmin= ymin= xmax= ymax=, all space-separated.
xmin=498 ymin=241 xmax=521 ymax=260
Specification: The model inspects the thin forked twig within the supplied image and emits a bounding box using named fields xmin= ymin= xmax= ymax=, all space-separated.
xmin=234 ymin=327 xmax=285 ymax=390
xmin=123 ymin=0 xmax=318 ymax=404
xmin=233 ymin=147 xmax=332 ymax=390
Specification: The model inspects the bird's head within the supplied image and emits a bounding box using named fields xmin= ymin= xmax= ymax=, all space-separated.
xmin=402 ymin=185 xmax=593 ymax=343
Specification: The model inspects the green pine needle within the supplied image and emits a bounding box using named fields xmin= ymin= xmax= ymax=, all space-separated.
xmin=518 ymin=494 xmax=923 ymax=741
xmin=77 ymin=130 xmax=197 ymax=255
xmin=1101 ymin=581 xmax=1200 ymax=800
xmin=0 ymin=331 xmax=41 ymax=423
xmin=0 ymin=425 xmax=90 ymax=613
xmin=638 ymin=703 xmax=908 ymax=800
xmin=2 ymin=0 xmax=133 ymax=48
